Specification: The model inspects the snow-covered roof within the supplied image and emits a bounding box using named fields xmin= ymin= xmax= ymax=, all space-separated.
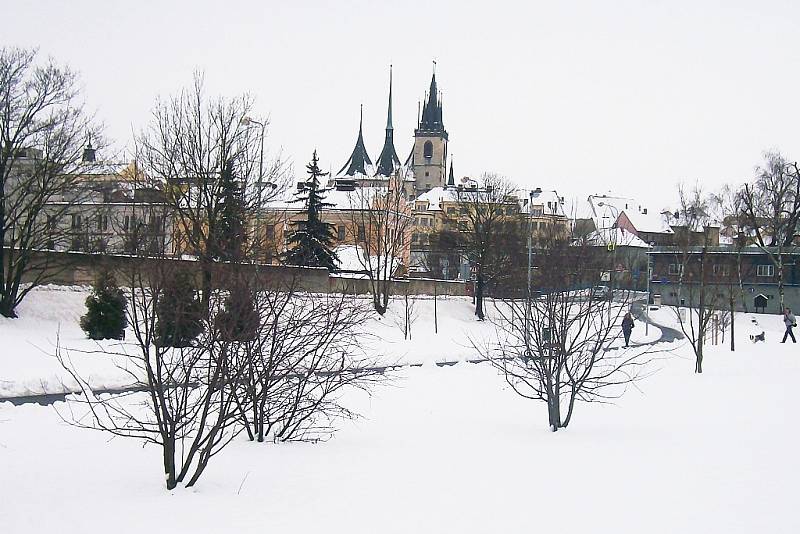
xmin=622 ymin=209 xmax=674 ymax=234
xmin=414 ymin=187 xmax=455 ymax=211
xmin=516 ymin=189 xmax=566 ymax=217
xmin=584 ymin=227 xmax=651 ymax=249
xmin=268 ymin=185 xmax=385 ymax=211
xmin=415 ymin=186 xmax=561 ymax=214
xmin=586 ymin=194 xmax=652 ymax=230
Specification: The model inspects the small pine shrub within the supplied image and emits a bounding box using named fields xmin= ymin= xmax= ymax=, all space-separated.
xmin=215 ymin=286 xmax=259 ymax=342
xmin=80 ymin=270 xmax=128 ymax=340
xmin=155 ymin=270 xmax=204 ymax=348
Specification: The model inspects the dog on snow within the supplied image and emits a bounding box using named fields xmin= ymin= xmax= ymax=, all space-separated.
xmin=750 ymin=331 xmax=765 ymax=343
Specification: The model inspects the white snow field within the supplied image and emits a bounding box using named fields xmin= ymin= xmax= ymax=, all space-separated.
xmin=1 ymin=287 xmax=799 ymax=533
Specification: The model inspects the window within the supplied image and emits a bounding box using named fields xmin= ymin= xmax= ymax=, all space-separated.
xmin=531 ymin=207 xmax=543 ymax=217
xmin=71 ymin=214 xmax=82 ymax=229
xmin=337 ymin=225 xmax=345 ymax=241
xmin=447 ymin=207 xmax=456 ymax=215
xmin=411 ymin=233 xmax=419 ymax=244
xmin=713 ymin=264 xmax=729 ymax=277
xmin=757 ymin=264 xmax=775 ymax=277
xmin=423 ymin=141 xmax=433 ymax=159
xmin=357 ymin=225 xmax=365 ymax=241
xmin=123 ymin=215 xmax=130 ymax=231
xmin=266 ymin=224 xmax=275 ymax=239
xmin=668 ymin=264 xmax=683 ymax=275
xmin=46 ymin=215 xmax=57 ymax=232
xmin=96 ymin=214 xmax=108 ymax=231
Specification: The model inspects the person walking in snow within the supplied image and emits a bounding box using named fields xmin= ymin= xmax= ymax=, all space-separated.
xmin=782 ymin=307 xmax=796 ymax=343
xmin=622 ymin=312 xmax=635 ymax=347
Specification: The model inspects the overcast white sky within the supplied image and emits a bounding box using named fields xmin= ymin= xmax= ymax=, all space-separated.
xmin=6 ymin=0 xmax=800 ymax=210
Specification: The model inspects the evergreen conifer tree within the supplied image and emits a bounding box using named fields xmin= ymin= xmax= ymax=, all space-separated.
xmin=281 ymin=151 xmax=339 ymax=271
xmin=214 ymin=159 xmax=246 ymax=262
xmin=80 ymin=270 xmax=128 ymax=340
xmin=215 ymin=285 xmax=259 ymax=342
xmin=154 ymin=270 xmax=204 ymax=347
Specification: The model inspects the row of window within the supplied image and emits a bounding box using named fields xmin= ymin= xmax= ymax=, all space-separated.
xmin=263 ymin=224 xmax=368 ymax=243
xmin=50 ymin=214 xmax=165 ymax=233
xmin=667 ymin=263 xmax=775 ymax=277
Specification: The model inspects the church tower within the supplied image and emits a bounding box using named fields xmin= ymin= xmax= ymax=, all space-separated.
xmin=411 ymin=67 xmax=448 ymax=193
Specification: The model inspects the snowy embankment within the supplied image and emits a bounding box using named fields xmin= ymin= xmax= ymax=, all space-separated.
xmin=0 ymin=287 xmax=660 ymax=398
xmin=1 ymin=320 xmax=799 ymax=533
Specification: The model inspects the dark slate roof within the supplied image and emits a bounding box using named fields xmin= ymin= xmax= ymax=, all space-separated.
xmin=418 ymin=72 xmax=445 ymax=134
xmin=375 ymin=67 xmax=401 ymax=177
xmin=338 ymin=105 xmax=373 ymax=176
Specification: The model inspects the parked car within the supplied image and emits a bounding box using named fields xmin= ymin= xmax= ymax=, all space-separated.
xmin=591 ymin=285 xmax=612 ymax=301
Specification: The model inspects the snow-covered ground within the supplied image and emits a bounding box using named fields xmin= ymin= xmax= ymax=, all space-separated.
xmin=0 ymin=286 xmax=658 ymax=397
xmin=1 ymin=288 xmax=798 ymax=533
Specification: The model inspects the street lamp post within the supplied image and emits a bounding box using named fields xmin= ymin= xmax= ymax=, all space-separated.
xmin=240 ymin=116 xmax=267 ymax=200
xmin=241 ymin=116 xmax=278 ymax=260
xmin=596 ymin=202 xmax=620 ymax=321
xmin=526 ymin=187 xmax=541 ymax=351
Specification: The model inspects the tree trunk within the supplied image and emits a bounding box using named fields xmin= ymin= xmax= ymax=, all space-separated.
xmin=163 ymin=437 xmax=178 ymax=490
xmin=433 ymin=281 xmax=438 ymax=334
xmin=777 ymin=255 xmax=785 ymax=312
xmin=475 ymin=272 xmax=485 ymax=320
xmin=730 ymin=296 xmax=735 ymax=352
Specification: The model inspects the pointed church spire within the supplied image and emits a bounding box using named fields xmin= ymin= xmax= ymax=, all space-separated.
xmin=338 ymin=104 xmax=373 ymax=176
xmin=447 ymin=157 xmax=455 ymax=186
xmin=418 ymin=63 xmax=446 ymax=134
xmin=375 ymin=65 xmax=401 ymax=177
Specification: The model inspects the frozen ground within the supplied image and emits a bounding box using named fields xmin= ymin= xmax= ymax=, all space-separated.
xmin=1 ymin=288 xmax=798 ymax=533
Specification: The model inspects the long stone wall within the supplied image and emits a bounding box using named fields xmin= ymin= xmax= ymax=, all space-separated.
xmin=13 ymin=250 xmax=467 ymax=296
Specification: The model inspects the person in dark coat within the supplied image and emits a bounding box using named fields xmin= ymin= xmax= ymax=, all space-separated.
xmin=782 ymin=308 xmax=796 ymax=343
xmin=622 ymin=312 xmax=635 ymax=347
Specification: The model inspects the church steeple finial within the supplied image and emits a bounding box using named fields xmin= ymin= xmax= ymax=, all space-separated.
xmin=386 ymin=64 xmax=393 ymax=130
xmin=375 ymin=65 xmax=401 ymax=177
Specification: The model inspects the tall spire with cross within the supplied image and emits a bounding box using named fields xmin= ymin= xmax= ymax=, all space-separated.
xmin=375 ymin=65 xmax=401 ymax=177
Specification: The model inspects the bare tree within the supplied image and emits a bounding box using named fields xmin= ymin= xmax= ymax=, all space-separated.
xmin=0 ymin=46 xmax=100 ymax=317
xmin=477 ymin=231 xmax=654 ymax=431
xmin=346 ymin=175 xmax=411 ymax=315
xmin=671 ymin=184 xmax=721 ymax=373
xmin=57 ymin=259 xmax=391 ymax=488
xmin=738 ymin=151 xmax=800 ymax=311
xmin=389 ymin=284 xmax=420 ymax=340
xmin=56 ymin=259 xmax=248 ymax=490
xmin=227 ymin=274 xmax=387 ymax=443
xmin=450 ymin=173 xmax=520 ymax=320
xmin=711 ymin=184 xmax=752 ymax=352
xmin=134 ymin=74 xmax=288 ymax=307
